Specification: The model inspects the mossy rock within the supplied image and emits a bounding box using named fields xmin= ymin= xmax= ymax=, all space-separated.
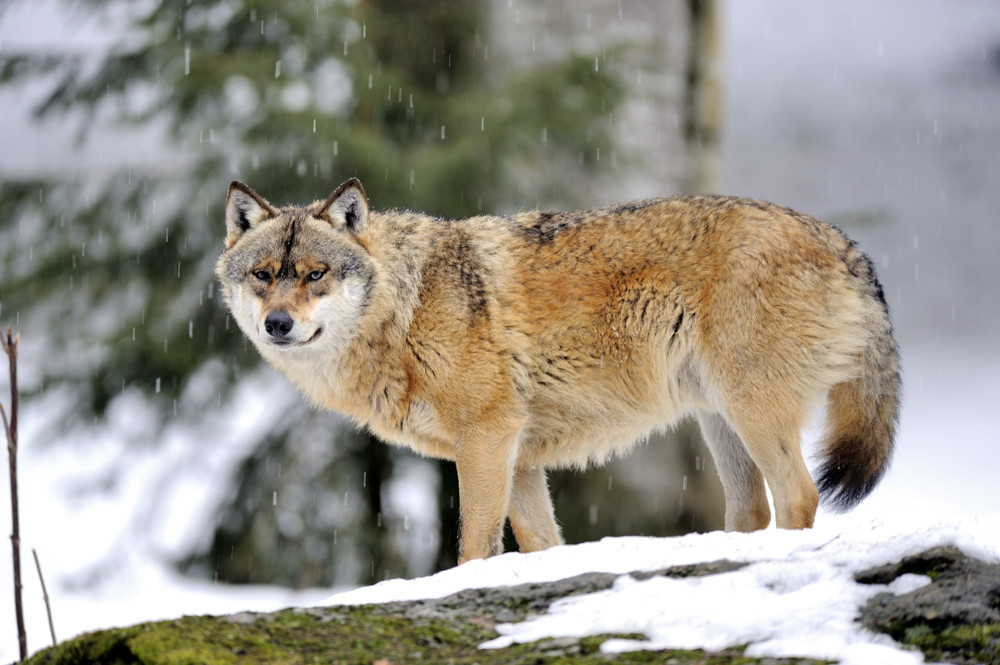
xmin=32 ymin=546 xmax=1000 ymax=664
xmin=25 ymin=608 xmax=827 ymax=664
xmin=26 ymin=558 xmax=830 ymax=665
xmin=857 ymin=545 xmax=1000 ymax=664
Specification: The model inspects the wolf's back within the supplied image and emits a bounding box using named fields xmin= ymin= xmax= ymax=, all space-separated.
xmin=815 ymin=243 xmax=900 ymax=510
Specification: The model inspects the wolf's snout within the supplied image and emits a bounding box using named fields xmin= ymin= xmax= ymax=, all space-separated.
xmin=264 ymin=311 xmax=294 ymax=339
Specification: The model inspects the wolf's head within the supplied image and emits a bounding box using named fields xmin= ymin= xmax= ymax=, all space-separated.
xmin=215 ymin=179 xmax=376 ymax=361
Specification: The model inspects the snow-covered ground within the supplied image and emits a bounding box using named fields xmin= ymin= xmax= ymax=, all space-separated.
xmin=329 ymin=514 xmax=1000 ymax=664
xmin=0 ymin=371 xmax=336 ymax=661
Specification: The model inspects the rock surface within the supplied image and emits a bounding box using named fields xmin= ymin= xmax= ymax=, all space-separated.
xmin=856 ymin=546 xmax=1000 ymax=664
xmin=24 ymin=549 xmax=1000 ymax=664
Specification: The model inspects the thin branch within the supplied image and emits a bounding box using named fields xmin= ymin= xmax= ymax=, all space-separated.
xmin=0 ymin=402 xmax=10 ymax=451
xmin=32 ymin=549 xmax=56 ymax=647
xmin=3 ymin=326 xmax=26 ymax=662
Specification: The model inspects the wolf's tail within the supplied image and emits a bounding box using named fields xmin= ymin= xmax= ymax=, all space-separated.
xmin=815 ymin=253 xmax=901 ymax=511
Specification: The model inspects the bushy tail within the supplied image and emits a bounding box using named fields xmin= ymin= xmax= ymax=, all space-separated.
xmin=816 ymin=268 xmax=901 ymax=511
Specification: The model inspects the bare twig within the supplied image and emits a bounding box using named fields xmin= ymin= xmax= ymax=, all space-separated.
xmin=32 ymin=549 xmax=55 ymax=647
xmin=0 ymin=403 xmax=10 ymax=452
xmin=2 ymin=326 xmax=26 ymax=661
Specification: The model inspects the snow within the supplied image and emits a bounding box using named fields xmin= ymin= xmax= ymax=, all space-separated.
xmin=325 ymin=515 xmax=999 ymax=663
xmin=0 ymin=371 xmax=334 ymax=661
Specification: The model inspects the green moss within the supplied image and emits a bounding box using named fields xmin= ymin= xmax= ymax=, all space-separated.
xmin=26 ymin=608 xmax=831 ymax=665
xmin=896 ymin=622 xmax=1000 ymax=664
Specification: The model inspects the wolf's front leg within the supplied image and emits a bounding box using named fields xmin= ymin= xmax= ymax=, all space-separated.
xmin=509 ymin=465 xmax=563 ymax=553
xmin=455 ymin=425 xmax=522 ymax=563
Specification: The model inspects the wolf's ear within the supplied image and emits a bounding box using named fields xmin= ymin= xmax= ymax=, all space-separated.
xmin=225 ymin=181 xmax=277 ymax=248
xmin=316 ymin=178 xmax=368 ymax=233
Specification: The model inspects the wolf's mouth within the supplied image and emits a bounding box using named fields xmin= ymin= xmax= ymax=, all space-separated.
xmin=268 ymin=327 xmax=323 ymax=348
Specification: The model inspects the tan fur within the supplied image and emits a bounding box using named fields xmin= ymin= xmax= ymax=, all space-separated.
xmin=216 ymin=179 xmax=900 ymax=563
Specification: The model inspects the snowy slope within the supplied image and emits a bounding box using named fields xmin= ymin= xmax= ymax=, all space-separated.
xmin=327 ymin=515 xmax=1000 ymax=664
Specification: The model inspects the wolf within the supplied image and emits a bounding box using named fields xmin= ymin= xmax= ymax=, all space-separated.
xmin=215 ymin=178 xmax=900 ymax=564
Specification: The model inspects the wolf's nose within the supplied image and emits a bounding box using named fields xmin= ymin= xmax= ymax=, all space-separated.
xmin=264 ymin=311 xmax=294 ymax=339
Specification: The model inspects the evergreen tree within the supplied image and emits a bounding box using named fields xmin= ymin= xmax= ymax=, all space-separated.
xmin=0 ymin=0 xmax=623 ymax=586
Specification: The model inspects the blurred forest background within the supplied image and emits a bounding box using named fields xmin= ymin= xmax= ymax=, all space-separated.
xmin=0 ymin=0 xmax=727 ymax=589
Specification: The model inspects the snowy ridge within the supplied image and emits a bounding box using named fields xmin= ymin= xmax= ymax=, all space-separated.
xmin=326 ymin=514 xmax=1000 ymax=664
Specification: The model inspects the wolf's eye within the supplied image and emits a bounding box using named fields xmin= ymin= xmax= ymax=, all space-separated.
xmin=307 ymin=270 xmax=326 ymax=282
xmin=252 ymin=270 xmax=270 ymax=282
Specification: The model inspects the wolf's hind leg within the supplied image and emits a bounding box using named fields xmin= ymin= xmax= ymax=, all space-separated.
xmin=697 ymin=411 xmax=771 ymax=531
xmin=727 ymin=409 xmax=819 ymax=530
xmin=508 ymin=465 xmax=563 ymax=553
